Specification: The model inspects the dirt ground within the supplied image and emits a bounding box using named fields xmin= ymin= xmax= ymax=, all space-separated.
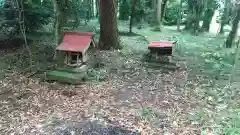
xmin=0 ymin=22 xmax=238 ymax=135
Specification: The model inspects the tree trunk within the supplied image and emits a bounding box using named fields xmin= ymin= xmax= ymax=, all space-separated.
xmin=129 ymin=0 xmax=137 ymax=33
xmin=155 ymin=0 xmax=162 ymax=31
xmin=119 ymin=0 xmax=129 ymax=20
xmin=86 ymin=0 xmax=94 ymax=19
xmin=185 ymin=0 xmax=203 ymax=35
xmin=220 ymin=0 xmax=230 ymax=34
xmin=161 ymin=0 xmax=168 ymax=20
xmin=201 ymin=9 xmax=214 ymax=32
xmin=151 ymin=0 xmax=156 ymax=25
xmin=96 ymin=0 xmax=100 ymax=18
xmin=226 ymin=5 xmax=240 ymax=48
xmin=52 ymin=0 xmax=61 ymax=46
xmin=152 ymin=0 xmax=156 ymax=10
xmin=185 ymin=11 xmax=193 ymax=30
xmin=99 ymin=0 xmax=120 ymax=49
xmin=73 ymin=0 xmax=80 ymax=28
xmin=177 ymin=0 xmax=183 ymax=31
xmin=90 ymin=0 xmax=94 ymax=18
xmin=58 ymin=0 xmax=69 ymax=27
xmin=116 ymin=0 xmax=119 ymax=14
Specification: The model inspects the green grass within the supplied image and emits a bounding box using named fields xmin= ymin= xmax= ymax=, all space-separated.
xmin=123 ymin=25 xmax=240 ymax=134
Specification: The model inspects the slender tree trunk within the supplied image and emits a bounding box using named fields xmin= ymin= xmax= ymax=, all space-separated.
xmin=88 ymin=0 xmax=91 ymax=19
xmin=185 ymin=12 xmax=193 ymax=30
xmin=52 ymin=0 xmax=62 ymax=60
xmin=129 ymin=0 xmax=137 ymax=33
xmin=194 ymin=11 xmax=201 ymax=35
xmin=58 ymin=0 xmax=69 ymax=27
xmin=201 ymin=9 xmax=214 ymax=32
xmin=99 ymin=0 xmax=120 ymax=49
xmin=15 ymin=0 xmax=32 ymax=66
xmin=220 ymin=0 xmax=230 ymax=34
xmin=87 ymin=0 xmax=94 ymax=19
xmin=95 ymin=0 xmax=99 ymax=17
xmin=73 ymin=0 xmax=80 ymax=28
xmin=161 ymin=0 xmax=168 ymax=20
xmin=226 ymin=5 xmax=240 ymax=48
xmin=152 ymin=0 xmax=156 ymax=10
xmin=90 ymin=0 xmax=94 ymax=18
xmin=52 ymin=0 xmax=61 ymax=46
xmin=119 ymin=0 xmax=129 ymax=20
xmin=185 ymin=0 xmax=203 ymax=35
xmin=151 ymin=0 xmax=156 ymax=25
xmin=115 ymin=0 xmax=119 ymax=15
xmin=155 ymin=0 xmax=162 ymax=31
xmin=177 ymin=0 xmax=183 ymax=31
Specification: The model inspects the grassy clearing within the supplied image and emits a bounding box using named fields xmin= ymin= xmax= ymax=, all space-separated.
xmin=120 ymin=25 xmax=240 ymax=134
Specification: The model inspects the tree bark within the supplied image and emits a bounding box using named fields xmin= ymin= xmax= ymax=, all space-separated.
xmin=95 ymin=0 xmax=99 ymax=17
xmin=115 ymin=0 xmax=119 ymax=14
xmin=220 ymin=0 xmax=230 ymax=34
xmin=155 ymin=0 xmax=162 ymax=31
xmin=90 ymin=0 xmax=94 ymax=18
xmin=151 ymin=0 xmax=156 ymax=25
xmin=201 ymin=9 xmax=215 ymax=32
xmin=72 ymin=0 xmax=80 ymax=28
xmin=177 ymin=0 xmax=183 ymax=31
xmin=58 ymin=0 xmax=69 ymax=27
xmin=161 ymin=0 xmax=168 ymax=21
xmin=185 ymin=0 xmax=203 ymax=35
xmin=52 ymin=0 xmax=61 ymax=46
xmin=152 ymin=0 xmax=156 ymax=10
xmin=129 ymin=0 xmax=137 ymax=33
xmin=119 ymin=0 xmax=130 ymax=20
xmin=99 ymin=0 xmax=120 ymax=49
xmin=226 ymin=5 xmax=240 ymax=48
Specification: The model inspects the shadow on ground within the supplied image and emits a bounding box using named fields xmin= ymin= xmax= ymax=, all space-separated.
xmin=40 ymin=120 xmax=140 ymax=135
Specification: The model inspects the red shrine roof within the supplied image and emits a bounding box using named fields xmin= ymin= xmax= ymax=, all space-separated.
xmin=149 ymin=40 xmax=174 ymax=48
xmin=56 ymin=31 xmax=93 ymax=53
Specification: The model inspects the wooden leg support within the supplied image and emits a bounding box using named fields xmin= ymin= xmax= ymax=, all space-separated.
xmin=82 ymin=52 xmax=88 ymax=63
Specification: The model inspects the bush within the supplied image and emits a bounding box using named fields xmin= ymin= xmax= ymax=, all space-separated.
xmin=2 ymin=0 xmax=52 ymax=34
xmin=22 ymin=1 xmax=52 ymax=32
xmin=163 ymin=1 xmax=188 ymax=25
xmin=164 ymin=3 xmax=179 ymax=25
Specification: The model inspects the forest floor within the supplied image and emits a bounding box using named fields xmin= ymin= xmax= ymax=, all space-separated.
xmin=0 ymin=21 xmax=240 ymax=135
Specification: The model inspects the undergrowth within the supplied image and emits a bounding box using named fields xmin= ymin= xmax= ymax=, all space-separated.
xmin=168 ymin=33 xmax=240 ymax=135
xmin=0 ymin=40 xmax=55 ymax=72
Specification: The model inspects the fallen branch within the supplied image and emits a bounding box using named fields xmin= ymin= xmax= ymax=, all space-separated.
xmin=26 ymin=70 xmax=39 ymax=78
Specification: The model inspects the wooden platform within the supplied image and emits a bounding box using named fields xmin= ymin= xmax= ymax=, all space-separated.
xmin=148 ymin=40 xmax=176 ymax=56
xmin=45 ymin=69 xmax=87 ymax=84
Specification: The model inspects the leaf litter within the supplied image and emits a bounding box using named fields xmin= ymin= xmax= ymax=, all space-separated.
xmin=0 ymin=28 xmax=238 ymax=135
xmin=0 ymin=47 xmax=201 ymax=135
